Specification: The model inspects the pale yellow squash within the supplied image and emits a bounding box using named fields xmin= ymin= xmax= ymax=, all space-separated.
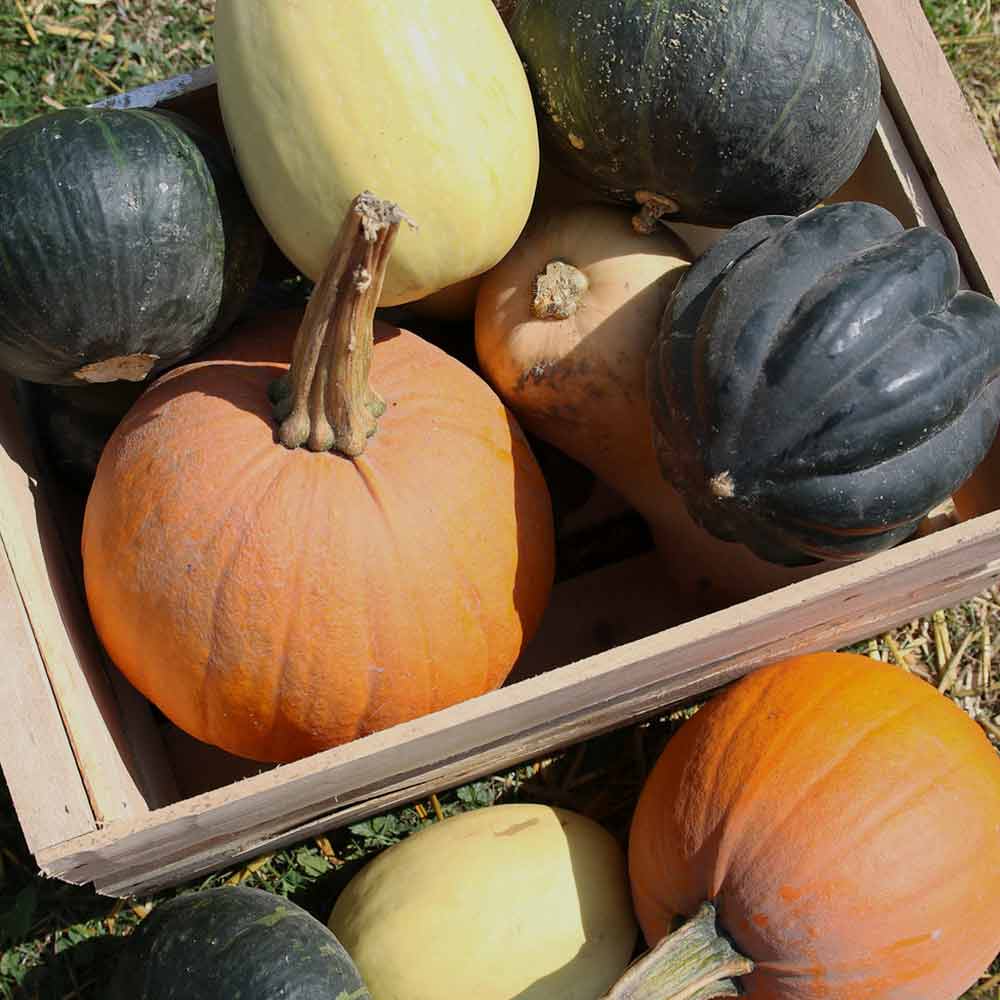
xmin=328 ymin=804 xmax=638 ymax=1000
xmin=214 ymin=0 xmax=539 ymax=305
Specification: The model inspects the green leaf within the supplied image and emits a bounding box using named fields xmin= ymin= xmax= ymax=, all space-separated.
xmin=0 ymin=947 xmax=27 ymax=984
xmin=293 ymin=849 xmax=330 ymax=878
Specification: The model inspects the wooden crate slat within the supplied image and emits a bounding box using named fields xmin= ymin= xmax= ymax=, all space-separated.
xmin=35 ymin=513 xmax=1000 ymax=895
xmin=91 ymin=65 xmax=218 ymax=112
xmin=0 ymin=543 xmax=95 ymax=852
xmin=0 ymin=381 xmax=155 ymax=825
xmin=849 ymin=0 xmax=1000 ymax=298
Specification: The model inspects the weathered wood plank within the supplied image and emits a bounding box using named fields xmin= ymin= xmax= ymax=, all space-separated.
xmin=36 ymin=513 xmax=1000 ymax=896
xmin=849 ymin=0 xmax=1000 ymax=298
xmin=0 ymin=544 xmax=95 ymax=852
xmin=0 ymin=379 xmax=155 ymax=826
xmin=831 ymin=100 xmax=949 ymax=239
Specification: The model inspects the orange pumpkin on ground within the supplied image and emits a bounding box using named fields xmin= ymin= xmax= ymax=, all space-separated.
xmin=615 ymin=652 xmax=1000 ymax=1000
xmin=82 ymin=193 xmax=555 ymax=763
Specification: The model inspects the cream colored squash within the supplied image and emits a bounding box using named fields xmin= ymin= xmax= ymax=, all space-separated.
xmin=328 ymin=804 xmax=637 ymax=1000
xmin=214 ymin=0 xmax=538 ymax=306
xmin=475 ymin=202 xmax=832 ymax=611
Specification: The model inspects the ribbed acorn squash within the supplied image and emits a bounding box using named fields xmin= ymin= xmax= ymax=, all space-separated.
xmin=214 ymin=0 xmax=539 ymax=305
xmin=508 ymin=0 xmax=881 ymax=228
xmin=648 ymin=202 xmax=1000 ymax=565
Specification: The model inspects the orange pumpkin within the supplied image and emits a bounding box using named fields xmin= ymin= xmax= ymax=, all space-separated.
xmin=82 ymin=193 xmax=555 ymax=763
xmin=617 ymin=652 xmax=1000 ymax=1000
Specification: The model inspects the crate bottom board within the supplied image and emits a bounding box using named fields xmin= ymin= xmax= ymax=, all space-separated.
xmin=29 ymin=510 xmax=1000 ymax=897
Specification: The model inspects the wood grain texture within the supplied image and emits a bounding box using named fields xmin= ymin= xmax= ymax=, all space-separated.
xmin=848 ymin=0 xmax=1000 ymax=297
xmin=17 ymin=399 xmax=182 ymax=814
xmin=0 ymin=545 xmax=95 ymax=852
xmin=0 ymin=379 xmax=156 ymax=827
xmin=35 ymin=512 xmax=1000 ymax=896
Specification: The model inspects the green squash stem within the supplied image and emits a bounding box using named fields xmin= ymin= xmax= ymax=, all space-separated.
xmin=271 ymin=191 xmax=413 ymax=455
xmin=602 ymin=903 xmax=754 ymax=1000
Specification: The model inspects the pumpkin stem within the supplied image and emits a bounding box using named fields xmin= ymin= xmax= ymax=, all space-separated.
xmin=601 ymin=903 xmax=753 ymax=1000
xmin=272 ymin=191 xmax=414 ymax=455
xmin=531 ymin=260 xmax=589 ymax=320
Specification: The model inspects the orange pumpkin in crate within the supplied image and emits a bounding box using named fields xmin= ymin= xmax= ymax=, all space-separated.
xmin=617 ymin=652 xmax=1000 ymax=1000
xmin=82 ymin=194 xmax=555 ymax=763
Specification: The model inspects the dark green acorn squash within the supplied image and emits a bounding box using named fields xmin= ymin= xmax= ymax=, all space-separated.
xmin=507 ymin=0 xmax=881 ymax=228
xmin=20 ymin=274 xmax=317 ymax=491
xmin=107 ymin=886 xmax=371 ymax=1000
xmin=0 ymin=107 xmax=266 ymax=385
xmin=647 ymin=201 xmax=1000 ymax=565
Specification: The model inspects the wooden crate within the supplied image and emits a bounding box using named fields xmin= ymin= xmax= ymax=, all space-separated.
xmin=2 ymin=0 xmax=1000 ymax=898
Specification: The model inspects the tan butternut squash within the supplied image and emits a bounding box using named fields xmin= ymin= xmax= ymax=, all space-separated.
xmin=475 ymin=202 xmax=831 ymax=610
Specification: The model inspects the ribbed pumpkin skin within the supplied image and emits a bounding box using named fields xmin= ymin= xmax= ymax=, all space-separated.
xmin=629 ymin=653 xmax=1000 ymax=1000
xmin=508 ymin=0 xmax=880 ymax=226
xmin=0 ymin=108 xmax=264 ymax=385
xmin=107 ymin=886 xmax=370 ymax=999
xmin=214 ymin=0 xmax=539 ymax=306
xmin=648 ymin=202 xmax=1000 ymax=565
xmin=82 ymin=313 xmax=555 ymax=763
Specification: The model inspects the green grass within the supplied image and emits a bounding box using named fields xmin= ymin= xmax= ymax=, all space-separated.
xmin=0 ymin=3 xmax=999 ymax=998
xmin=0 ymin=0 xmax=213 ymax=128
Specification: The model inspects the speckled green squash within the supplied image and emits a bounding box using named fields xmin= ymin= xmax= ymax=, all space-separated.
xmin=0 ymin=107 xmax=265 ymax=385
xmin=107 ymin=887 xmax=371 ymax=1000
xmin=508 ymin=0 xmax=881 ymax=227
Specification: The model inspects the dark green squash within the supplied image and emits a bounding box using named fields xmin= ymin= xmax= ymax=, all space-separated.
xmin=0 ymin=107 xmax=266 ymax=385
xmin=19 ymin=379 xmax=147 ymax=492
xmin=507 ymin=0 xmax=881 ymax=228
xmin=647 ymin=201 xmax=1000 ymax=565
xmin=107 ymin=886 xmax=371 ymax=1000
